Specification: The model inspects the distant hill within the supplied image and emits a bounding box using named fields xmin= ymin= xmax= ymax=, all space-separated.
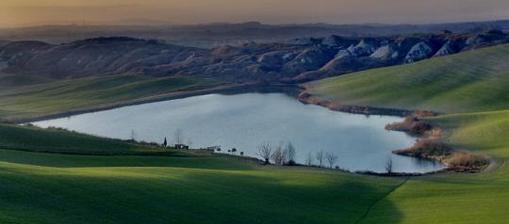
xmin=1 ymin=20 xmax=509 ymax=48
xmin=1 ymin=30 xmax=508 ymax=84
xmin=0 ymin=37 xmax=204 ymax=79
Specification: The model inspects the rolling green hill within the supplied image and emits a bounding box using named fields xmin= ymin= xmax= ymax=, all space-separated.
xmin=0 ymin=124 xmax=402 ymax=224
xmin=2 ymin=43 xmax=509 ymax=223
xmin=304 ymin=44 xmax=509 ymax=223
xmin=0 ymin=75 xmax=219 ymax=122
xmin=360 ymin=110 xmax=509 ymax=224
xmin=305 ymin=44 xmax=509 ymax=113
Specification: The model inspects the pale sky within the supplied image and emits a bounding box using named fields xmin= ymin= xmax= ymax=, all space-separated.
xmin=0 ymin=0 xmax=508 ymax=28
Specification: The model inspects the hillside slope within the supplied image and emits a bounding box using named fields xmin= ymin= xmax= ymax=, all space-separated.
xmin=0 ymin=123 xmax=402 ymax=224
xmin=1 ymin=31 xmax=508 ymax=83
xmin=0 ymin=75 xmax=220 ymax=122
xmin=304 ymin=44 xmax=509 ymax=224
xmin=305 ymin=44 xmax=509 ymax=113
xmin=361 ymin=109 xmax=509 ymax=224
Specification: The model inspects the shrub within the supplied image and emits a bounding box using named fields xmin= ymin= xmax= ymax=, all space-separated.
xmin=386 ymin=116 xmax=432 ymax=135
xmin=396 ymin=138 xmax=452 ymax=157
xmin=447 ymin=151 xmax=489 ymax=169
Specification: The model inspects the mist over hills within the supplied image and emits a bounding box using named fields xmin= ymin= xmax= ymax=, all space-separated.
xmin=1 ymin=20 xmax=509 ymax=48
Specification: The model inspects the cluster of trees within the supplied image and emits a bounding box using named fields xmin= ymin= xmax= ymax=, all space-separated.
xmin=304 ymin=150 xmax=338 ymax=169
xmin=257 ymin=142 xmax=340 ymax=169
xmin=226 ymin=148 xmax=245 ymax=156
xmin=257 ymin=142 xmax=297 ymax=166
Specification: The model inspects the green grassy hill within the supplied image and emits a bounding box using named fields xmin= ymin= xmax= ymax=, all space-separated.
xmin=0 ymin=124 xmax=402 ymax=224
xmin=0 ymin=123 xmax=168 ymax=155
xmin=304 ymin=44 xmax=509 ymax=223
xmin=306 ymin=44 xmax=509 ymax=113
xmin=0 ymin=75 xmax=218 ymax=122
xmin=361 ymin=110 xmax=509 ymax=224
xmin=2 ymin=44 xmax=509 ymax=223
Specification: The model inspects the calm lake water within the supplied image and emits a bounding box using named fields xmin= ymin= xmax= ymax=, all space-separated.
xmin=33 ymin=93 xmax=444 ymax=173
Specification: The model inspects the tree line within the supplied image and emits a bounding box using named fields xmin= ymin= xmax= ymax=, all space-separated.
xmin=257 ymin=142 xmax=340 ymax=169
xmin=258 ymin=142 xmax=395 ymax=173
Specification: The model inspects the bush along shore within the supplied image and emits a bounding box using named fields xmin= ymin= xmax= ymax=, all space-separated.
xmin=386 ymin=113 xmax=490 ymax=173
xmin=298 ymin=89 xmax=489 ymax=174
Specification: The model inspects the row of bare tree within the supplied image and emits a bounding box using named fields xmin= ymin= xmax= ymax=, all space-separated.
xmin=257 ymin=142 xmax=340 ymax=169
xmin=148 ymin=129 xmax=396 ymax=173
xmin=257 ymin=142 xmax=297 ymax=165
xmin=304 ymin=151 xmax=339 ymax=169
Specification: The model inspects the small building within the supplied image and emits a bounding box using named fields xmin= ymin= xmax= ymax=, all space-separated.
xmin=175 ymin=144 xmax=189 ymax=150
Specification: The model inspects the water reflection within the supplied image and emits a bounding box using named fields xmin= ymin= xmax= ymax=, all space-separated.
xmin=33 ymin=93 xmax=444 ymax=173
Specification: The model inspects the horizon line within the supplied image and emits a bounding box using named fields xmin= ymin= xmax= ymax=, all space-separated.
xmin=1 ymin=17 xmax=509 ymax=30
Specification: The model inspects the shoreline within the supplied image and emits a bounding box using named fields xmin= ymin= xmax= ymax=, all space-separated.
xmin=11 ymin=80 xmax=407 ymax=124
xmin=5 ymin=81 xmax=487 ymax=176
xmin=10 ymin=82 xmax=299 ymax=124
xmin=297 ymin=91 xmax=415 ymax=117
xmin=11 ymin=83 xmax=249 ymax=124
xmin=298 ymin=86 xmax=491 ymax=174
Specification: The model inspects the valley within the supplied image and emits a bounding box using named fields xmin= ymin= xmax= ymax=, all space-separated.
xmin=1 ymin=25 xmax=509 ymax=223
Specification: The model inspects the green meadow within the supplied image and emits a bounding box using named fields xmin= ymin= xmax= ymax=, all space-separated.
xmin=306 ymin=44 xmax=509 ymax=223
xmin=1 ymin=44 xmax=509 ymax=223
xmin=306 ymin=44 xmax=509 ymax=114
xmin=0 ymin=74 xmax=216 ymax=122
xmin=0 ymin=124 xmax=403 ymax=224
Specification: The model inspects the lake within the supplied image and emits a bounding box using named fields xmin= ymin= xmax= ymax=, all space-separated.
xmin=33 ymin=93 xmax=444 ymax=173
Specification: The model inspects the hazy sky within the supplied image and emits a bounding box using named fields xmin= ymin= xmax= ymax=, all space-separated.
xmin=1 ymin=0 xmax=508 ymax=27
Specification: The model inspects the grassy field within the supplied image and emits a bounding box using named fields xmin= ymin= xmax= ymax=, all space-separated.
xmin=361 ymin=111 xmax=509 ymax=224
xmin=0 ymin=124 xmax=403 ymax=224
xmin=306 ymin=44 xmax=509 ymax=114
xmin=0 ymin=74 xmax=217 ymax=122
xmin=0 ymin=123 xmax=143 ymax=154
xmin=305 ymin=44 xmax=509 ymax=223
xmin=2 ymin=44 xmax=509 ymax=223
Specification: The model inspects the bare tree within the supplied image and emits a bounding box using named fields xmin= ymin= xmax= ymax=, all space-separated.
xmin=282 ymin=146 xmax=289 ymax=165
xmin=316 ymin=150 xmax=324 ymax=167
xmin=187 ymin=138 xmax=193 ymax=148
xmin=271 ymin=144 xmax=286 ymax=166
xmin=174 ymin=128 xmax=184 ymax=145
xmin=305 ymin=152 xmax=314 ymax=166
xmin=286 ymin=142 xmax=297 ymax=165
xmin=326 ymin=152 xmax=338 ymax=169
xmin=386 ymin=158 xmax=394 ymax=174
xmin=257 ymin=142 xmax=272 ymax=165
